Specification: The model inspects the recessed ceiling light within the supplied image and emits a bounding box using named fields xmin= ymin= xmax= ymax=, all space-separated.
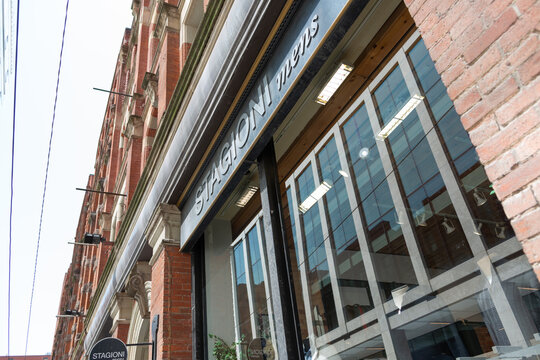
xmin=235 ymin=185 xmax=258 ymax=207
xmin=316 ymin=64 xmax=353 ymax=105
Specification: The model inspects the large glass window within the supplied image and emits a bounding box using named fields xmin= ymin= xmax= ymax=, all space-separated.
xmin=408 ymin=39 xmax=515 ymax=249
xmin=282 ymin=30 xmax=537 ymax=360
xmin=233 ymin=241 xmax=253 ymax=343
xmin=317 ymin=138 xmax=374 ymax=321
xmin=342 ymin=104 xmax=419 ymax=300
xmin=296 ymin=165 xmax=338 ymax=336
xmin=373 ymin=65 xmax=473 ymax=278
xmin=230 ymin=214 xmax=275 ymax=358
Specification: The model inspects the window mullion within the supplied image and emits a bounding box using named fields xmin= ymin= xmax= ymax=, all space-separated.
xmin=243 ymin=231 xmax=258 ymax=337
xmin=230 ymin=245 xmax=241 ymax=343
xmin=255 ymin=214 xmax=278 ymax=349
xmin=286 ymin=177 xmax=316 ymax=351
xmin=396 ymin=50 xmax=487 ymax=257
xmin=363 ymin=90 xmax=432 ymax=290
xmin=310 ymin=153 xmax=347 ymax=332
xmin=331 ymin=125 xmax=386 ymax=317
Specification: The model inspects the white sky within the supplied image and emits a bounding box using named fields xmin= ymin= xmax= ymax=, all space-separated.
xmin=0 ymin=0 xmax=132 ymax=355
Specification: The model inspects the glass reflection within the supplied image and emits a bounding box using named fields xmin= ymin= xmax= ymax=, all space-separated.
xmin=233 ymin=242 xmax=252 ymax=343
xmin=297 ymin=165 xmax=338 ymax=335
xmin=246 ymin=226 xmax=270 ymax=338
xmin=373 ymin=65 xmax=473 ymax=277
xmin=342 ymin=104 xmax=418 ymax=299
xmin=317 ymin=137 xmax=374 ymax=321
xmin=407 ymin=38 xmax=515 ymax=248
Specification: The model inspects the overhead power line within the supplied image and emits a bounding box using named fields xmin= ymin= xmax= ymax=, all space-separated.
xmin=7 ymin=0 xmax=21 ymax=356
xmin=23 ymin=0 xmax=71 ymax=356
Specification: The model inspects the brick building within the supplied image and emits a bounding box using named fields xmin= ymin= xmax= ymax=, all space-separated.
xmin=52 ymin=0 xmax=540 ymax=359
xmin=0 ymin=356 xmax=51 ymax=360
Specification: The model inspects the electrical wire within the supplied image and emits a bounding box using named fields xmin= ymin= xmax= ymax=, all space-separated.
xmin=23 ymin=0 xmax=70 ymax=356
xmin=7 ymin=0 xmax=20 ymax=356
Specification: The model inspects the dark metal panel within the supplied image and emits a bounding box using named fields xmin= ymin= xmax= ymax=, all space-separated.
xmin=191 ymin=238 xmax=207 ymax=360
xmin=258 ymin=141 xmax=303 ymax=359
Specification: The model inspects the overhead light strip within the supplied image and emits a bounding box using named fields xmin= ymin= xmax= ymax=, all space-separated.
xmin=316 ymin=64 xmax=353 ymax=105
xmin=299 ymin=181 xmax=332 ymax=213
xmin=235 ymin=185 xmax=258 ymax=207
xmin=376 ymin=94 xmax=424 ymax=140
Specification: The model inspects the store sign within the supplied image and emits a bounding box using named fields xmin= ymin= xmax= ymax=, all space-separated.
xmin=88 ymin=337 xmax=127 ymax=360
xmin=181 ymin=0 xmax=352 ymax=246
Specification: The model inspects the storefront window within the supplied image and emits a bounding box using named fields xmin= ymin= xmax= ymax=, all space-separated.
xmin=317 ymin=137 xmax=374 ymax=321
xmin=281 ymin=30 xmax=538 ymax=359
xmin=204 ymin=211 xmax=276 ymax=359
xmin=233 ymin=241 xmax=253 ymax=343
xmin=408 ymin=38 xmax=515 ymax=249
xmin=230 ymin=214 xmax=275 ymax=354
xmin=297 ymin=165 xmax=339 ymax=336
xmin=373 ymin=65 xmax=473 ymax=278
xmin=342 ymin=104 xmax=419 ymax=300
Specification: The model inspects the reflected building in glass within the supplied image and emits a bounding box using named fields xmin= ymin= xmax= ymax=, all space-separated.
xmin=57 ymin=1 xmax=540 ymax=360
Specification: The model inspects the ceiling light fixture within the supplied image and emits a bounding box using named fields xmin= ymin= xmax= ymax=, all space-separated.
xmin=430 ymin=322 xmax=451 ymax=325
xmin=299 ymin=181 xmax=332 ymax=213
xmin=316 ymin=64 xmax=353 ymax=105
xmin=338 ymin=170 xmax=349 ymax=178
xmin=235 ymin=185 xmax=259 ymax=207
xmin=376 ymin=94 xmax=424 ymax=140
xmin=518 ymin=287 xmax=539 ymax=291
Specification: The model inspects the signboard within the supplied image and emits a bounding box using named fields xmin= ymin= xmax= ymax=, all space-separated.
xmin=248 ymin=338 xmax=274 ymax=360
xmin=180 ymin=0 xmax=352 ymax=246
xmin=89 ymin=337 xmax=128 ymax=360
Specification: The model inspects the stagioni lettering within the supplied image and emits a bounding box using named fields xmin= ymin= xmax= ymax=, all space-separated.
xmin=92 ymin=351 xmax=126 ymax=360
xmin=194 ymin=76 xmax=272 ymax=215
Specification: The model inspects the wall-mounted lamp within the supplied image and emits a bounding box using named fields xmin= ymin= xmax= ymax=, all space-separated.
xmin=56 ymin=309 xmax=85 ymax=318
xmin=495 ymin=223 xmax=507 ymax=239
xmin=441 ymin=217 xmax=456 ymax=235
xmin=473 ymin=188 xmax=487 ymax=206
xmin=68 ymin=233 xmax=105 ymax=246
xmin=391 ymin=285 xmax=409 ymax=314
xmin=473 ymin=222 xmax=483 ymax=236
xmin=415 ymin=211 xmax=428 ymax=227
xmin=316 ymin=64 xmax=353 ymax=105
xmin=376 ymin=95 xmax=423 ymax=140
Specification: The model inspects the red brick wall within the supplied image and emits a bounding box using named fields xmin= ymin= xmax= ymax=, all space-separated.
xmin=150 ymin=245 xmax=192 ymax=360
xmin=404 ymin=0 xmax=540 ymax=278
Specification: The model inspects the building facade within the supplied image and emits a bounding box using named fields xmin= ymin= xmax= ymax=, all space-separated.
xmin=0 ymin=356 xmax=52 ymax=360
xmin=52 ymin=0 xmax=540 ymax=359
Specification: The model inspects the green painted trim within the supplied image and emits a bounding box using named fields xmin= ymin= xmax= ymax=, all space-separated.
xmin=79 ymin=0 xmax=226 ymax=346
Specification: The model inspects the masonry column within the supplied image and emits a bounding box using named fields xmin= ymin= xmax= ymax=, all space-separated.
xmin=109 ymin=293 xmax=133 ymax=342
xmin=257 ymin=141 xmax=304 ymax=359
xmin=146 ymin=204 xmax=192 ymax=360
